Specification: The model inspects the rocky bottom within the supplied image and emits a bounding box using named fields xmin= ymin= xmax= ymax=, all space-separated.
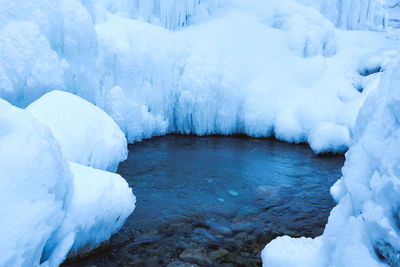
xmin=62 ymin=136 xmax=344 ymax=266
xmin=63 ymin=212 xmax=324 ymax=266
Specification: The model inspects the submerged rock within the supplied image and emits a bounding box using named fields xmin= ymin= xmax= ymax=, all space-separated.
xmin=179 ymin=248 xmax=212 ymax=265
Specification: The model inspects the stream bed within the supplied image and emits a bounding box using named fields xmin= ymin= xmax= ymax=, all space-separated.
xmin=64 ymin=135 xmax=344 ymax=266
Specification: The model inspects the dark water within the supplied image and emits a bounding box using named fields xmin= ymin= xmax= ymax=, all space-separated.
xmin=64 ymin=135 xmax=344 ymax=266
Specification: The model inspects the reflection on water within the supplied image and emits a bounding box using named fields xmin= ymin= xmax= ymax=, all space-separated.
xmin=64 ymin=135 xmax=344 ymax=266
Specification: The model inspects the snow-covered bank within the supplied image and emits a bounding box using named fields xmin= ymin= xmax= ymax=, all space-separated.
xmin=27 ymin=90 xmax=128 ymax=172
xmin=262 ymin=57 xmax=400 ymax=266
xmin=0 ymin=98 xmax=135 ymax=266
xmin=95 ymin=1 xmax=397 ymax=152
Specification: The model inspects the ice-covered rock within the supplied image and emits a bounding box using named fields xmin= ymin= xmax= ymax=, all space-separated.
xmin=27 ymin=90 xmax=127 ymax=172
xmin=262 ymin=58 xmax=400 ymax=266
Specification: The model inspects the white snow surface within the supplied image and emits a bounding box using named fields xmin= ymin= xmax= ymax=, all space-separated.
xmin=0 ymin=0 xmax=398 ymax=151
xmin=262 ymin=57 xmax=400 ymax=266
xmin=43 ymin=162 xmax=136 ymax=266
xmin=95 ymin=1 xmax=397 ymax=151
xmin=0 ymin=98 xmax=135 ymax=267
xmin=0 ymin=98 xmax=70 ymax=267
xmin=27 ymin=90 xmax=128 ymax=172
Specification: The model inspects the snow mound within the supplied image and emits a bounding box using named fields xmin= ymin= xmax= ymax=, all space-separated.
xmin=43 ymin=162 xmax=136 ymax=265
xmin=262 ymin=236 xmax=324 ymax=267
xmin=262 ymin=58 xmax=400 ymax=266
xmin=27 ymin=90 xmax=127 ymax=172
xmin=0 ymin=98 xmax=71 ymax=267
xmin=308 ymin=122 xmax=350 ymax=154
xmin=0 ymin=98 xmax=135 ymax=266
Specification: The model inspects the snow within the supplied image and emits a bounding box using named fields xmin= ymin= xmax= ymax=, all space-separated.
xmin=0 ymin=98 xmax=135 ymax=266
xmin=43 ymin=162 xmax=136 ymax=264
xmin=262 ymin=57 xmax=400 ymax=266
xmin=0 ymin=0 xmax=396 ymax=152
xmin=0 ymin=22 xmax=66 ymax=107
xmin=0 ymin=0 xmax=400 ymax=266
xmin=95 ymin=1 xmax=396 ymax=152
xmin=82 ymin=0 xmax=226 ymax=29
xmin=26 ymin=90 xmax=128 ymax=172
xmin=0 ymin=98 xmax=70 ymax=267
xmin=262 ymin=236 xmax=324 ymax=267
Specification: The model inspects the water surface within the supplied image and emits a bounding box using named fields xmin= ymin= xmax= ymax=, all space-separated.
xmin=64 ymin=135 xmax=344 ymax=266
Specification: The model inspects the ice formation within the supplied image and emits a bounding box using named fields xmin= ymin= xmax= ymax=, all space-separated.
xmin=0 ymin=0 xmax=396 ymax=152
xmin=95 ymin=0 xmax=397 ymax=152
xmin=262 ymin=57 xmax=400 ymax=266
xmin=26 ymin=90 xmax=128 ymax=172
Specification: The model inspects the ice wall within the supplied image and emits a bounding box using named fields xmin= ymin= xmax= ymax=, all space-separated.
xmin=94 ymin=0 xmax=397 ymax=153
xmin=320 ymin=0 xmax=387 ymax=30
xmin=82 ymin=0 xmax=226 ymax=29
xmin=0 ymin=0 xmax=397 ymax=152
xmin=262 ymin=57 xmax=400 ymax=266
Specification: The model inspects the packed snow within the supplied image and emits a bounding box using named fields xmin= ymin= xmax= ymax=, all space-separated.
xmin=27 ymin=90 xmax=128 ymax=172
xmin=0 ymin=0 xmax=400 ymax=266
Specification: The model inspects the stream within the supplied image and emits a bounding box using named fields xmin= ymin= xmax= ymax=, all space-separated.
xmin=64 ymin=135 xmax=344 ymax=266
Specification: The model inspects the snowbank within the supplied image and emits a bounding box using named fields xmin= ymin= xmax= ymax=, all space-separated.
xmin=262 ymin=58 xmax=400 ymax=266
xmin=43 ymin=162 xmax=136 ymax=265
xmin=0 ymin=98 xmax=71 ymax=266
xmin=27 ymin=90 xmax=127 ymax=172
